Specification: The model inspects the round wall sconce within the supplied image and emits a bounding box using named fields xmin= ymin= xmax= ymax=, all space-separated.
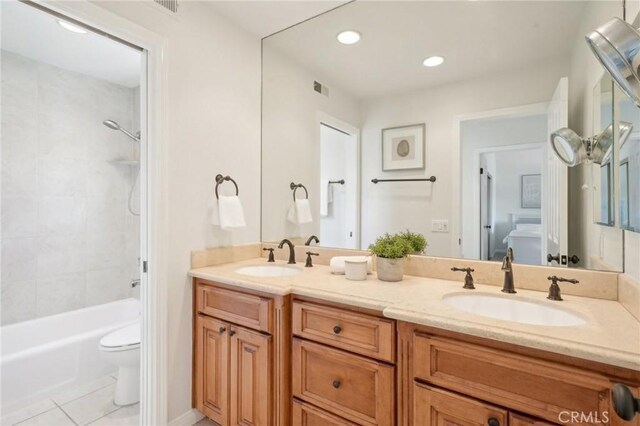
xmin=550 ymin=121 xmax=633 ymax=166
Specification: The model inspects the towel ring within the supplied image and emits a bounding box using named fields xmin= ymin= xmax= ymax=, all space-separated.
xmin=215 ymin=174 xmax=239 ymax=199
xmin=290 ymin=182 xmax=308 ymax=201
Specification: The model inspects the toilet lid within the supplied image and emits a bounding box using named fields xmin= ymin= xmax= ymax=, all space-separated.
xmin=100 ymin=323 xmax=140 ymax=349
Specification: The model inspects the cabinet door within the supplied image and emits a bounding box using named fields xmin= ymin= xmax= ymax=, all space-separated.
xmin=195 ymin=315 xmax=229 ymax=426
xmin=413 ymin=382 xmax=508 ymax=426
xmin=229 ymin=326 xmax=273 ymax=426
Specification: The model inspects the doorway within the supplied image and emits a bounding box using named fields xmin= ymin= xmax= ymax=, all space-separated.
xmin=318 ymin=115 xmax=360 ymax=249
xmin=0 ymin=1 xmax=157 ymax=424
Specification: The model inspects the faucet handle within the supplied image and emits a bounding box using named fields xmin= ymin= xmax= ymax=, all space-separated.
xmin=305 ymin=252 xmax=319 ymax=268
xmin=547 ymin=276 xmax=579 ymax=301
xmin=263 ymin=248 xmax=275 ymax=262
xmin=451 ymin=267 xmax=475 ymax=290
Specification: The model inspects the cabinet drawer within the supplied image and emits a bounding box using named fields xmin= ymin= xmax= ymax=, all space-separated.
xmin=292 ymin=301 xmax=395 ymax=362
xmin=413 ymin=382 xmax=508 ymax=426
xmin=293 ymin=400 xmax=358 ymax=426
xmin=196 ymin=281 xmax=273 ymax=333
xmin=292 ymin=338 xmax=394 ymax=425
xmin=413 ymin=333 xmax=610 ymax=424
xmin=509 ymin=413 xmax=555 ymax=426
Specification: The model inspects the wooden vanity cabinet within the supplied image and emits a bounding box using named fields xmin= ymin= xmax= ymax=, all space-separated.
xmin=291 ymin=299 xmax=396 ymax=425
xmin=399 ymin=321 xmax=640 ymax=426
xmin=193 ymin=279 xmax=291 ymax=426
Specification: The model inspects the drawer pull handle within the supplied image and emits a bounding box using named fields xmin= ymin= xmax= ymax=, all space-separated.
xmin=332 ymin=380 xmax=341 ymax=389
xmin=333 ymin=326 xmax=342 ymax=334
xmin=218 ymin=326 xmax=226 ymax=334
xmin=229 ymin=330 xmax=236 ymax=337
xmin=487 ymin=417 xmax=500 ymax=426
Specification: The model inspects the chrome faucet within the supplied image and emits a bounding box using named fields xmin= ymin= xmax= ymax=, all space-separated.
xmin=130 ymin=278 xmax=141 ymax=288
xmin=278 ymin=239 xmax=296 ymax=264
xmin=501 ymin=248 xmax=516 ymax=293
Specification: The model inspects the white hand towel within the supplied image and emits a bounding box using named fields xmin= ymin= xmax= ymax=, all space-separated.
xmin=287 ymin=199 xmax=313 ymax=224
xmin=329 ymin=256 xmax=373 ymax=275
xmin=320 ymin=179 xmax=330 ymax=217
xmin=212 ymin=195 xmax=246 ymax=230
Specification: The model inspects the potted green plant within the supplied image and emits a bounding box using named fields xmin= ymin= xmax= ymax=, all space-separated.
xmin=399 ymin=229 xmax=428 ymax=254
xmin=368 ymin=233 xmax=414 ymax=282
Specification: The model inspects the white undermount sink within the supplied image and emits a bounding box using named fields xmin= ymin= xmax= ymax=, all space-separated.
xmin=235 ymin=264 xmax=302 ymax=277
xmin=443 ymin=293 xmax=587 ymax=327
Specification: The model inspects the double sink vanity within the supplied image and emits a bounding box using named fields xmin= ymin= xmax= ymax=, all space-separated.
xmin=189 ymin=244 xmax=640 ymax=426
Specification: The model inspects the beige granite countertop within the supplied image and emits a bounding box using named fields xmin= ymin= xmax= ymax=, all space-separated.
xmin=189 ymin=258 xmax=640 ymax=371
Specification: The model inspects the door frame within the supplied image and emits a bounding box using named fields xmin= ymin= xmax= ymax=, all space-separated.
xmin=32 ymin=1 xmax=169 ymax=424
xmin=452 ymin=102 xmax=548 ymax=259
xmin=316 ymin=111 xmax=361 ymax=249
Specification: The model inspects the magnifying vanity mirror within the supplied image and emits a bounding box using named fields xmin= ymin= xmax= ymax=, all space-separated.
xmin=261 ymin=1 xmax=638 ymax=272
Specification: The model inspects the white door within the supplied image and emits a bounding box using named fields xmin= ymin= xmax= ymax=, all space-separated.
xmin=319 ymin=123 xmax=359 ymax=249
xmin=543 ymin=77 xmax=569 ymax=266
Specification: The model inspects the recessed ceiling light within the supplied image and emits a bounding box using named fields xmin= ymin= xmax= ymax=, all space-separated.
xmin=423 ymin=56 xmax=444 ymax=67
xmin=337 ymin=30 xmax=361 ymax=45
xmin=58 ymin=20 xmax=87 ymax=34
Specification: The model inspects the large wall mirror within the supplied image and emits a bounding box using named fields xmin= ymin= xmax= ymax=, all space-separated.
xmin=261 ymin=1 xmax=631 ymax=272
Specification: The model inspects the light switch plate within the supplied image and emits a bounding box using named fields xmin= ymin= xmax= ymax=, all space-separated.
xmin=431 ymin=220 xmax=449 ymax=233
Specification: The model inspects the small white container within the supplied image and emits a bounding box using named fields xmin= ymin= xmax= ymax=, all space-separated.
xmin=344 ymin=259 xmax=368 ymax=281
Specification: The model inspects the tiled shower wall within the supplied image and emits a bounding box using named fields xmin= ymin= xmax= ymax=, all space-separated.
xmin=1 ymin=51 xmax=140 ymax=325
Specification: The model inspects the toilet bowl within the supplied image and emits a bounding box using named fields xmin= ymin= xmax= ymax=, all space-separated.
xmin=99 ymin=322 xmax=140 ymax=406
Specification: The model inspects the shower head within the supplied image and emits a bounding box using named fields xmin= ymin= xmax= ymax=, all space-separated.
xmin=103 ymin=119 xmax=121 ymax=130
xmin=102 ymin=119 xmax=140 ymax=142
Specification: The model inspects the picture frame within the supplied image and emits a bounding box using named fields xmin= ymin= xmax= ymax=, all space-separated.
xmin=381 ymin=123 xmax=425 ymax=171
xmin=521 ymin=174 xmax=542 ymax=209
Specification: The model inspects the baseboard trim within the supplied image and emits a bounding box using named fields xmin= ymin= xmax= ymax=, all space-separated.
xmin=168 ymin=408 xmax=205 ymax=426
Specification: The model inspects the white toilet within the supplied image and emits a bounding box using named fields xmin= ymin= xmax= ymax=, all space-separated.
xmin=99 ymin=322 xmax=141 ymax=406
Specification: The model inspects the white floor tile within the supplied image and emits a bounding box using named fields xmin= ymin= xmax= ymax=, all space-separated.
xmin=60 ymin=384 xmax=119 ymax=425
xmin=52 ymin=375 xmax=116 ymax=406
xmin=14 ymin=407 xmax=75 ymax=426
xmin=88 ymin=403 xmax=139 ymax=426
xmin=1 ymin=399 xmax=56 ymax=425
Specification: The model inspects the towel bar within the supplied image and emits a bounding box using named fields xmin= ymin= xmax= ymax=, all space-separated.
xmin=371 ymin=176 xmax=436 ymax=184
xmin=215 ymin=174 xmax=239 ymax=199
xmin=329 ymin=180 xmax=345 ymax=185
xmin=290 ymin=182 xmax=309 ymax=200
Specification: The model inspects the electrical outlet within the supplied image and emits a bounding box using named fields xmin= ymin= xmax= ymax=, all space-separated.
xmin=431 ymin=220 xmax=449 ymax=233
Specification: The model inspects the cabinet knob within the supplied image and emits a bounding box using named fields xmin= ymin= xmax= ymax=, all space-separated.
xmin=487 ymin=417 xmax=500 ymax=426
xmin=218 ymin=326 xmax=226 ymax=334
xmin=229 ymin=330 xmax=236 ymax=337
xmin=333 ymin=325 xmax=342 ymax=334
xmin=332 ymin=380 xmax=341 ymax=389
xmin=612 ymin=383 xmax=640 ymax=421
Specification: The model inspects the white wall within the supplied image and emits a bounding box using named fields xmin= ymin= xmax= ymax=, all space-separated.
xmin=1 ymin=50 xmax=140 ymax=324
xmin=359 ymin=60 xmax=569 ymax=255
xmin=567 ymin=0 xmax=624 ymax=271
xmin=262 ymin=44 xmax=361 ymax=243
xmin=91 ymin=2 xmax=262 ymax=421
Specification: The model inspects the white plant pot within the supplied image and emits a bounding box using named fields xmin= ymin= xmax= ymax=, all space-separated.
xmin=376 ymin=257 xmax=405 ymax=282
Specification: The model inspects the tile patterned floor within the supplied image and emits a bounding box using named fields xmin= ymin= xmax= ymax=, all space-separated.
xmin=3 ymin=375 xmax=139 ymax=426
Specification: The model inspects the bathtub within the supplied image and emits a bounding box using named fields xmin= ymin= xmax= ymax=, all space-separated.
xmin=1 ymin=298 xmax=140 ymax=413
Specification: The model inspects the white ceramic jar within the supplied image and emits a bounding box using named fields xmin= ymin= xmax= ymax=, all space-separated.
xmin=344 ymin=259 xmax=368 ymax=281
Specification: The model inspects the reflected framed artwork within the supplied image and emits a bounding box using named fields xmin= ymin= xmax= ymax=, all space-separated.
xmin=381 ymin=123 xmax=425 ymax=171
xmin=521 ymin=174 xmax=542 ymax=208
